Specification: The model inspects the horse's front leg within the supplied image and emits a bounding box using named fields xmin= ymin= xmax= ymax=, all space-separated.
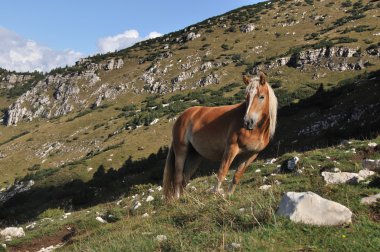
xmin=214 ymin=145 xmax=239 ymax=194
xmin=228 ymin=154 xmax=258 ymax=196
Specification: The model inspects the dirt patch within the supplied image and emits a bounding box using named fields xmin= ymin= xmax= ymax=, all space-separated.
xmin=8 ymin=226 xmax=75 ymax=252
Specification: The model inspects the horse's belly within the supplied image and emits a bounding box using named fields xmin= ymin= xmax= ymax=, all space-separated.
xmin=190 ymin=139 xmax=224 ymax=161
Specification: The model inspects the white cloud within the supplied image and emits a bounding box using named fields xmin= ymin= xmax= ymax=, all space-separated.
xmin=97 ymin=29 xmax=162 ymax=53
xmin=0 ymin=27 xmax=83 ymax=72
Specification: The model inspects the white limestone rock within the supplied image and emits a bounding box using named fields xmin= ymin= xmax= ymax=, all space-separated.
xmin=322 ymin=169 xmax=374 ymax=185
xmin=156 ymin=234 xmax=167 ymax=242
xmin=360 ymin=193 xmax=380 ymax=205
xmin=0 ymin=227 xmax=25 ymax=238
xmin=277 ymin=192 xmax=352 ymax=226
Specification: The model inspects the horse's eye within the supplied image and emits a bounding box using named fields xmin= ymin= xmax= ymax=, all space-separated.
xmin=259 ymin=95 xmax=265 ymax=100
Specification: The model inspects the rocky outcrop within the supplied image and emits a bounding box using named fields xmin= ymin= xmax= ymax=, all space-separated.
xmin=2 ymin=57 xmax=132 ymax=125
xmin=0 ymin=180 xmax=34 ymax=206
xmin=252 ymin=46 xmax=367 ymax=74
xmin=240 ymin=23 xmax=256 ymax=33
xmin=197 ymin=73 xmax=219 ymax=87
xmin=104 ymin=58 xmax=124 ymax=71
xmin=277 ymin=191 xmax=352 ymax=226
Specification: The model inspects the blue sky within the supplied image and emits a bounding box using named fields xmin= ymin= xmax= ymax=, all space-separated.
xmin=0 ymin=0 xmax=261 ymax=72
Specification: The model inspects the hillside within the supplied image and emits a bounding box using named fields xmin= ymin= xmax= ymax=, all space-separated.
xmin=0 ymin=0 xmax=380 ymax=250
xmin=1 ymin=137 xmax=380 ymax=251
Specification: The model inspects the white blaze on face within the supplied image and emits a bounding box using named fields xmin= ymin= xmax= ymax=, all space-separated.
xmin=245 ymin=84 xmax=258 ymax=120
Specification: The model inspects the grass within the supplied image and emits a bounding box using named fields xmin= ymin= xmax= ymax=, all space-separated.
xmin=2 ymin=137 xmax=379 ymax=251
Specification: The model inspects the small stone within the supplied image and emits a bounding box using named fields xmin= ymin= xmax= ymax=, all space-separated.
xmin=190 ymin=186 xmax=197 ymax=191
xmin=333 ymin=168 xmax=341 ymax=172
xmin=133 ymin=201 xmax=142 ymax=210
xmin=255 ymin=169 xmax=261 ymax=173
xmin=156 ymin=186 xmax=163 ymax=191
xmin=96 ymin=216 xmax=107 ymax=223
xmin=156 ymin=235 xmax=167 ymax=242
xmin=360 ymin=193 xmax=380 ymax=205
xmin=230 ymin=242 xmax=241 ymax=249
xmin=146 ymin=195 xmax=154 ymax=202
xmin=148 ymin=188 xmax=155 ymax=193
xmin=116 ymin=200 xmax=123 ymax=205
xmin=87 ymin=167 xmax=93 ymax=172
xmin=142 ymin=213 xmax=149 ymax=218
xmin=25 ymin=222 xmax=37 ymax=230
xmin=259 ymin=185 xmax=272 ymax=190
xmin=239 ymin=208 xmax=245 ymax=212
xmin=368 ymin=142 xmax=377 ymax=147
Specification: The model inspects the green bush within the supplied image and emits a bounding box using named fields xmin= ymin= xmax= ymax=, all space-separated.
xmin=38 ymin=208 xmax=65 ymax=219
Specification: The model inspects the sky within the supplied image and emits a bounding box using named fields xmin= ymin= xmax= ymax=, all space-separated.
xmin=0 ymin=0 xmax=261 ymax=72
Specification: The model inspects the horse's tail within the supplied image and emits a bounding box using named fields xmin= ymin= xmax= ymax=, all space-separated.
xmin=163 ymin=142 xmax=175 ymax=199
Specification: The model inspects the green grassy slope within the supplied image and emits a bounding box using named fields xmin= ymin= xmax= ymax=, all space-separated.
xmin=2 ymin=137 xmax=379 ymax=251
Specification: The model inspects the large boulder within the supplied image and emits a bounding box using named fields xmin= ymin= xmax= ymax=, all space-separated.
xmin=277 ymin=192 xmax=352 ymax=226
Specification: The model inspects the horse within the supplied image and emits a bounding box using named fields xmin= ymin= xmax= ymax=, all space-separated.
xmin=163 ymin=72 xmax=278 ymax=199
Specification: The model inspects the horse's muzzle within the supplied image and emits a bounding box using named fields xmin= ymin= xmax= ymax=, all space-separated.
xmin=243 ymin=119 xmax=255 ymax=130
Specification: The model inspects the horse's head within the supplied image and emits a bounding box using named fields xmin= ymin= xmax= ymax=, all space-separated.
xmin=242 ymin=72 xmax=272 ymax=131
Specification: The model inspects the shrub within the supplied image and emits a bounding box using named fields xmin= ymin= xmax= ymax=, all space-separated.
xmin=221 ymin=44 xmax=232 ymax=50
xmin=38 ymin=208 xmax=65 ymax=219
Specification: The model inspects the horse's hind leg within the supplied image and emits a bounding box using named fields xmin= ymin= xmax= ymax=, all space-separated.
xmin=228 ymin=154 xmax=258 ymax=196
xmin=183 ymin=149 xmax=203 ymax=187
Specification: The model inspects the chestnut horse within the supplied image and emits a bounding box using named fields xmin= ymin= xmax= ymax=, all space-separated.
xmin=163 ymin=72 xmax=277 ymax=199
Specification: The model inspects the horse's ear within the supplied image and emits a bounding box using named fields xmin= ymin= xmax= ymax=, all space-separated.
xmin=242 ymin=75 xmax=251 ymax=86
xmin=259 ymin=72 xmax=266 ymax=85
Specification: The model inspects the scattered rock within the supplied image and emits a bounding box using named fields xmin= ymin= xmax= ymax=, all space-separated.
xmin=279 ymin=157 xmax=299 ymax=173
xmin=255 ymin=169 xmax=261 ymax=173
xmin=259 ymin=185 xmax=272 ymax=190
xmin=156 ymin=235 xmax=167 ymax=242
xmin=240 ymin=23 xmax=256 ymax=33
xmin=142 ymin=213 xmax=150 ymax=218
xmin=225 ymin=242 xmax=241 ymax=250
xmin=25 ymin=222 xmax=37 ymax=230
xmin=368 ymin=142 xmax=377 ymax=147
xmin=0 ymin=227 xmax=25 ymax=238
xmin=362 ymin=159 xmax=380 ymax=171
xmin=146 ymin=195 xmax=154 ymax=202
xmin=95 ymin=216 xmax=107 ymax=223
xmin=277 ymin=192 xmax=352 ymax=226
xmin=360 ymin=193 xmax=380 ymax=205
xmin=239 ymin=208 xmax=245 ymax=212
xmin=62 ymin=213 xmax=71 ymax=219
xmin=133 ymin=201 xmax=142 ymax=210
xmin=37 ymin=243 xmax=64 ymax=252
xmin=321 ymin=170 xmax=374 ymax=185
